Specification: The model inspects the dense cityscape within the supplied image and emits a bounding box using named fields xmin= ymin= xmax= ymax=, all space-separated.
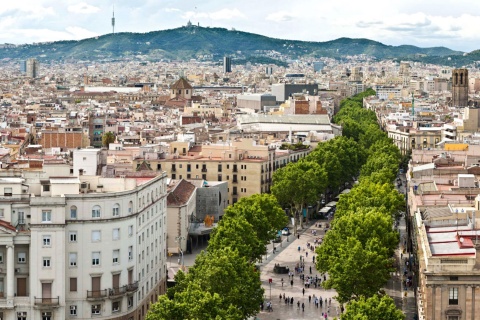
xmin=0 ymin=3 xmax=479 ymax=320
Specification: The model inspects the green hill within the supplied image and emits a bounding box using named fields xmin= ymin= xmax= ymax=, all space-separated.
xmin=0 ymin=26 xmax=468 ymax=65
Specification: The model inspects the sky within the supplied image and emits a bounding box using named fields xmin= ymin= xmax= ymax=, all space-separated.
xmin=1 ymin=0 xmax=479 ymax=52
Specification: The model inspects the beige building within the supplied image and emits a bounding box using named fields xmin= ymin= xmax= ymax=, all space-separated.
xmin=407 ymin=146 xmax=480 ymax=320
xmin=133 ymin=139 xmax=311 ymax=206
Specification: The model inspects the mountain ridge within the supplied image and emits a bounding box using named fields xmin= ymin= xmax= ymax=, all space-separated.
xmin=0 ymin=25 xmax=472 ymax=66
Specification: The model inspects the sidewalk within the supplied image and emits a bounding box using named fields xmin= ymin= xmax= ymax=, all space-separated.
xmin=257 ymin=219 xmax=341 ymax=320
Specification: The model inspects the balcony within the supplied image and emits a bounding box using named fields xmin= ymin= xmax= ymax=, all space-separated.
xmin=201 ymin=168 xmax=207 ymax=172
xmin=232 ymin=179 xmax=238 ymax=183
xmin=87 ymin=289 xmax=108 ymax=300
xmin=34 ymin=296 xmax=60 ymax=307
xmin=171 ymin=167 xmax=176 ymax=172
xmin=109 ymin=286 xmax=126 ymax=298
xmin=233 ymin=167 xmax=238 ymax=173
xmin=126 ymin=281 xmax=139 ymax=292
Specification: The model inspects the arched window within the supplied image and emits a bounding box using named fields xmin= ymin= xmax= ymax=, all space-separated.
xmin=112 ymin=203 xmax=120 ymax=217
xmin=70 ymin=206 xmax=77 ymax=219
xmin=92 ymin=205 xmax=101 ymax=218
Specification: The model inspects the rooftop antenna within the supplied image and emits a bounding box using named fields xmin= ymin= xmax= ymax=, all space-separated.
xmin=111 ymin=5 xmax=116 ymax=35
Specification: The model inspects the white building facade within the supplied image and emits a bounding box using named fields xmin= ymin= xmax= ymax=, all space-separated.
xmin=0 ymin=170 xmax=168 ymax=320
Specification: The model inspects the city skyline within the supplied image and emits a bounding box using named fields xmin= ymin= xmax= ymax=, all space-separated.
xmin=0 ymin=0 xmax=479 ymax=52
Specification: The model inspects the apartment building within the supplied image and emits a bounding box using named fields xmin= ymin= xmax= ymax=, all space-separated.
xmin=133 ymin=139 xmax=311 ymax=206
xmin=407 ymin=145 xmax=480 ymax=320
xmin=0 ymin=168 xmax=168 ymax=320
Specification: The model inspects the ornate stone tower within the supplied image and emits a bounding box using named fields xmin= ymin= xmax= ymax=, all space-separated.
xmin=452 ymin=68 xmax=468 ymax=107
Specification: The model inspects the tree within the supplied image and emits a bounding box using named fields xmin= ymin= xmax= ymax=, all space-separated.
xmin=207 ymin=215 xmax=266 ymax=262
xmin=335 ymin=181 xmax=404 ymax=220
xmin=316 ymin=237 xmax=393 ymax=303
xmin=148 ymin=248 xmax=263 ymax=320
xmin=326 ymin=208 xmax=399 ymax=257
xmin=223 ymin=193 xmax=288 ymax=244
xmin=272 ymin=160 xmax=327 ymax=231
xmin=102 ymin=131 xmax=115 ymax=148
xmin=341 ymin=294 xmax=405 ymax=320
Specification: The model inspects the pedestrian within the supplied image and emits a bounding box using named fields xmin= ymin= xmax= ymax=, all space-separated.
xmin=297 ymin=300 xmax=300 ymax=309
xmin=283 ymin=293 xmax=285 ymax=300
xmin=306 ymin=251 xmax=308 ymax=258
xmin=302 ymin=302 xmax=305 ymax=312
xmin=291 ymin=279 xmax=293 ymax=287
xmin=281 ymin=278 xmax=284 ymax=287
xmin=324 ymin=275 xmax=326 ymax=281
xmin=298 ymin=234 xmax=300 ymax=239
xmin=302 ymin=287 xmax=305 ymax=296
xmin=313 ymin=255 xmax=315 ymax=263
xmin=309 ymin=295 xmax=312 ymax=303
xmin=310 ymin=266 xmax=312 ymax=274
xmin=320 ymin=298 xmax=323 ymax=308
xmin=329 ymin=298 xmax=331 ymax=305
xmin=291 ymin=297 xmax=294 ymax=305
xmin=279 ymin=294 xmax=282 ymax=300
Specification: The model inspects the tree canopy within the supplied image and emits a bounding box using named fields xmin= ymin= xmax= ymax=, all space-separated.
xmin=341 ymin=294 xmax=405 ymax=320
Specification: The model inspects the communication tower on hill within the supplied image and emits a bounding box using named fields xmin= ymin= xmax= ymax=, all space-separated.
xmin=112 ymin=5 xmax=115 ymax=34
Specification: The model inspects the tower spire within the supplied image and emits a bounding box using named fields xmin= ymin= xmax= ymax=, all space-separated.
xmin=111 ymin=5 xmax=115 ymax=35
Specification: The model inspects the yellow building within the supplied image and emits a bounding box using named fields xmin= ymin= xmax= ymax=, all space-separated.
xmin=133 ymin=139 xmax=311 ymax=205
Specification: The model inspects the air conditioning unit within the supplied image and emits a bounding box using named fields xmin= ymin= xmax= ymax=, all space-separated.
xmin=80 ymin=182 xmax=90 ymax=193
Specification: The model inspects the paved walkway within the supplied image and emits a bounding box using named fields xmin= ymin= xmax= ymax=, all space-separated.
xmin=256 ymin=220 xmax=341 ymax=319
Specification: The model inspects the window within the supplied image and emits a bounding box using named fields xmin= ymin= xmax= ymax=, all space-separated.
xmin=69 ymin=253 xmax=77 ymax=266
xmin=92 ymin=205 xmax=101 ymax=218
xmin=42 ymin=210 xmax=52 ymax=223
xmin=128 ymin=225 xmax=133 ymax=236
xmin=128 ymin=246 xmax=133 ymax=260
xmin=70 ymin=305 xmax=77 ymax=316
xmin=17 ymin=312 xmax=27 ymax=320
xmin=128 ymin=201 xmax=133 ymax=213
xmin=4 ymin=187 xmax=12 ymax=196
xmin=42 ymin=312 xmax=52 ymax=320
xmin=0 ymin=208 xmax=4 ymax=218
xmin=113 ymin=228 xmax=120 ymax=240
xmin=113 ymin=249 xmax=120 ymax=264
xmin=0 ymin=252 xmax=3 ymax=263
xmin=18 ymin=252 xmax=26 ymax=263
xmin=42 ymin=235 xmax=51 ymax=247
xmin=128 ymin=296 xmax=133 ymax=308
xmin=43 ymin=185 xmax=50 ymax=192
xmin=69 ymin=232 xmax=77 ymax=242
xmin=70 ymin=206 xmax=77 ymax=219
xmin=112 ymin=301 xmax=120 ymax=312
xmin=449 ymin=287 xmax=458 ymax=305
xmin=112 ymin=203 xmax=120 ymax=217
xmin=70 ymin=277 xmax=77 ymax=291
xmin=43 ymin=257 xmax=51 ymax=267
xmin=91 ymin=304 xmax=101 ymax=315
xmin=91 ymin=230 xmax=101 ymax=242
xmin=92 ymin=252 xmax=100 ymax=266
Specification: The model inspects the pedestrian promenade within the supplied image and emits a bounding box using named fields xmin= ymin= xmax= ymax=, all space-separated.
xmin=257 ymin=220 xmax=341 ymax=319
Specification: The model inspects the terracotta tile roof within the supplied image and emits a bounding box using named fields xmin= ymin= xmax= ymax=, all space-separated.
xmin=167 ymin=179 xmax=196 ymax=206
xmin=0 ymin=220 xmax=16 ymax=232
xmin=170 ymin=78 xmax=193 ymax=90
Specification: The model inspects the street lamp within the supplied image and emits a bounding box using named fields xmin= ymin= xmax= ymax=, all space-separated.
xmin=175 ymin=236 xmax=186 ymax=270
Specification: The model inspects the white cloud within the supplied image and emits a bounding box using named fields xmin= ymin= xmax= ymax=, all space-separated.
xmin=164 ymin=8 xmax=180 ymax=13
xmin=182 ymin=8 xmax=246 ymax=21
xmin=265 ymin=11 xmax=295 ymax=22
xmin=67 ymin=2 xmax=100 ymax=14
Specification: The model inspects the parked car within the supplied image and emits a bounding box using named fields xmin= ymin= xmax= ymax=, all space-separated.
xmin=281 ymin=227 xmax=291 ymax=235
